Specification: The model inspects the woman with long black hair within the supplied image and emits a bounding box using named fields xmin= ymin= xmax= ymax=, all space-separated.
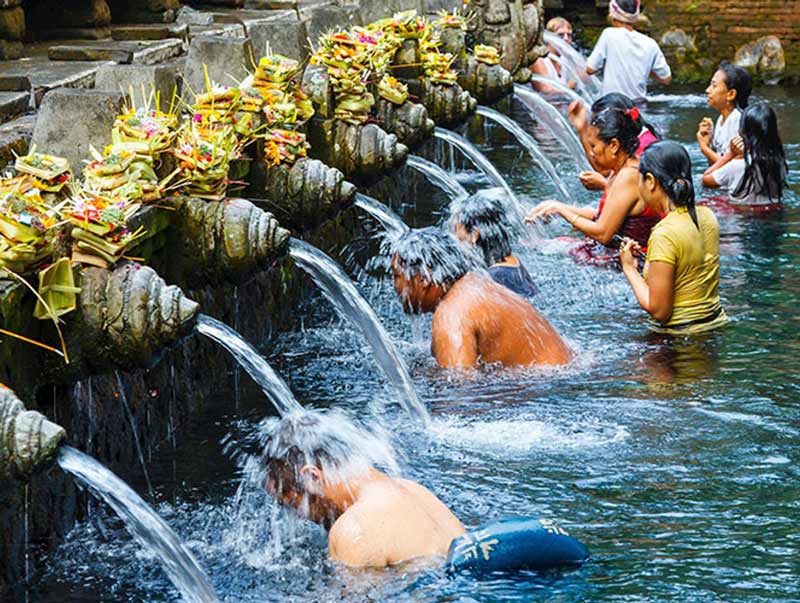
xmin=621 ymin=141 xmax=728 ymax=334
xmin=697 ymin=61 xmax=752 ymax=165
xmin=702 ymin=103 xmax=788 ymax=209
xmin=526 ymin=95 xmax=661 ymax=268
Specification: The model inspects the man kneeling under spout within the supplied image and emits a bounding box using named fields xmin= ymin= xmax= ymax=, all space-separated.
xmin=389 ymin=227 xmax=573 ymax=368
xmin=261 ymin=410 xmax=465 ymax=567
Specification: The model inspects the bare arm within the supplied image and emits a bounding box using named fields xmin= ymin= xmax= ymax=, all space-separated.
xmin=530 ymin=59 xmax=563 ymax=94
xmin=559 ymin=168 xmax=640 ymax=245
xmin=329 ymin=513 xmax=385 ymax=568
xmin=431 ymin=306 xmax=479 ymax=368
xmin=702 ymin=148 xmax=735 ymax=188
xmin=621 ymin=242 xmax=676 ymax=323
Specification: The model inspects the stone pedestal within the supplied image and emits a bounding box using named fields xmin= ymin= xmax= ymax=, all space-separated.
xmin=95 ymin=64 xmax=179 ymax=109
xmin=183 ymin=35 xmax=254 ymax=102
xmin=248 ymin=16 xmax=308 ymax=61
xmin=31 ymin=89 xmax=126 ymax=173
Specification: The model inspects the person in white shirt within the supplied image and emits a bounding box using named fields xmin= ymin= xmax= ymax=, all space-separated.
xmin=697 ymin=62 xmax=752 ymax=165
xmin=702 ymin=103 xmax=787 ymax=207
xmin=586 ymin=0 xmax=672 ymax=102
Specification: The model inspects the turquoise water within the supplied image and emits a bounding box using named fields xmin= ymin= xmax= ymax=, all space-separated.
xmin=32 ymin=85 xmax=800 ymax=602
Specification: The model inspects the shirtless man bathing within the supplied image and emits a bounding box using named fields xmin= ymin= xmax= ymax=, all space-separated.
xmin=261 ymin=410 xmax=465 ymax=567
xmin=389 ymin=227 xmax=572 ymax=368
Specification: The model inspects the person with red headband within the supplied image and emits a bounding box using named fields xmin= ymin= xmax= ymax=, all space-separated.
xmin=526 ymin=96 xmax=661 ymax=269
xmin=586 ymin=0 xmax=671 ymax=102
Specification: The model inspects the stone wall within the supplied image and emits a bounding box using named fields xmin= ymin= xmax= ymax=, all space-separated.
xmin=548 ymin=0 xmax=800 ymax=82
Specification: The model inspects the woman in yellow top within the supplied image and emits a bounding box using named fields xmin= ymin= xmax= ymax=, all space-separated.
xmin=620 ymin=141 xmax=728 ymax=334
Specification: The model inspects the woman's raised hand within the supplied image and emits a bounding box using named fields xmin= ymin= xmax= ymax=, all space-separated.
xmin=524 ymin=201 xmax=562 ymax=224
xmin=579 ymin=170 xmax=607 ymax=191
xmin=696 ymin=117 xmax=713 ymax=145
xmin=730 ymin=135 xmax=744 ymax=157
xmin=567 ymin=100 xmax=588 ymax=131
xmin=619 ymin=238 xmax=641 ymax=271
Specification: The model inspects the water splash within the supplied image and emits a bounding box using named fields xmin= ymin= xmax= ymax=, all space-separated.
xmin=522 ymin=78 xmax=588 ymax=109
xmin=511 ymin=88 xmax=591 ymax=173
xmin=58 ymin=446 xmax=219 ymax=603
xmin=433 ymin=127 xmax=520 ymax=211
xmin=543 ymin=32 xmax=601 ymax=101
xmin=473 ymin=107 xmax=571 ymax=201
xmin=196 ymin=314 xmax=303 ymax=416
xmin=354 ymin=193 xmax=409 ymax=235
xmin=406 ymin=155 xmax=469 ymax=202
xmin=289 ymin=238 xmax=430 ymax=425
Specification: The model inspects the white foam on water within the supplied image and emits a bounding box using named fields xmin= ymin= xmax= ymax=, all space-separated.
xmin=429 ymin=415 xmax=629 ymax=456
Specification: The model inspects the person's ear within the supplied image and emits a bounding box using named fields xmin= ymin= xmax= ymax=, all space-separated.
xmin=609 ymin=138 xmax=621 ymax=156
xmin=645 ymin=173 xmax=658 ymax=193
xmin=726 ymin=88 xmax=737 ymax=106
xmin=470 ymin=227 xmax=481 ymax=245
xmin=299 ymin=465 xmax=324 ymax=495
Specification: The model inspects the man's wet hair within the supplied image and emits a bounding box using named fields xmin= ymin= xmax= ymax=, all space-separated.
xmin=387 ymin=226 xmax=474 ymax=286
xmin=450 ymin=189 xmax=514 ymax=266
xmin=260 ymin=409 xmax=392 ymax=499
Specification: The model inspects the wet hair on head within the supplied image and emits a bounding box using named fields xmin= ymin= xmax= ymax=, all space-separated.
xmin=590 ymin=92 xmax=656 ymax=156
xmin=388 ymin=226 xmax=474 ymax=286
xmin=450 ymin=189 xmax=514 ymax=266
xmin=639 ymin=141 xmax=698 ymax=227
xmin=735 ymin=102 xmax=787 ymax=202
xmin=717 ymin=61 xmax=752 ymax=110
xmin=260 ymin=409 xmax=396 ymax=499
xmin=617 ymin=0 xmax=640 ymax=12
xmin=546 ymin=17 xmax=571 ymax=32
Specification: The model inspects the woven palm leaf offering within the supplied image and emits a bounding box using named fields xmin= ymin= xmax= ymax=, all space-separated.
xmin=311 ymin=30 xmax=376 ymax=125
xmin=0 ymin=188 xmax=63 ymax=273
xmin=376 ymin=74 xmax=409 ymax=105
xmin=83 ymin=145 xmax=168 ymax=204
xmin=435 ymin=9 xmax=467 ymax=31
xmin=423 ymin=50 xmax=459 ymax=85
xmin=474 ymin=44 xmax=501 ymax=65
xmin=111 ymin=94 xmax=179 ymax=158
xmin=14 ymin=147 xmax=73 ymax=196
xmin=65 ymin=187 xmax=146 ymax=268
xmin=173 ymin=122 xmax=241 ymax=201
xmin=263 ymin=128 xmax=309 ymax=167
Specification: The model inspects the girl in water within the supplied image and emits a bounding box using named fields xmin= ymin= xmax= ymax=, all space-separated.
xmin=526 ymin=96 xmax=661 ymax=268
xmin=697 ymin=61 xmax=752 ymax=166
xmin=702 ymin=103 xmax=788 ymax=210
xmin=621 ymin=141 xmax=728 ymax=334
xmin=531 ymin=17 xmax=578 ymax=94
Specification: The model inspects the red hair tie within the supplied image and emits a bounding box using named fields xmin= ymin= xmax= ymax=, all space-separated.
xmin=625 ymin=106 xmax=641 ymax=121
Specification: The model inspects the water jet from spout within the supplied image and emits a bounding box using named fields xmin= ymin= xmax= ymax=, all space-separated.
xmin=407 ymin=155 xmax=469 ymax=203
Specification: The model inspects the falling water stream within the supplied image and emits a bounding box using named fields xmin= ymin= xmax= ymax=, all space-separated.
xmin=473 ymin=107 xmax=571 ymax=201
xmin=519 ymin=78 xmax=588 ymax=110
xmin=196 ymin=314 xmax=303 ymax=417
xmin=289 ymin=238 xmax=429 ymax=425
xmin=542 ymin=32 xmax=601 ymax=101
xmin=406 ymin=155 xmax=469 ymax=202
xmin=510 ymin=88 xmax=591 ymax=173
xmin=433 ymin=127 xmax=521 ymax=210
xmin=57 ymin=446 xmax=219 ymax=603
xmin=354 ymin=193 xmax=409 ymax=234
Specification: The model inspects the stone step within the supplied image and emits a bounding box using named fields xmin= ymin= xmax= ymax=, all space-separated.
xmin=111 ymin=23 xmax=188 ymax=42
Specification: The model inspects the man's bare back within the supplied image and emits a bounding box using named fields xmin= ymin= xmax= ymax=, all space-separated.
xmin=432 ymin=274 xmax=573 ymax=368
xmin=328 ymin=474 xmax=465 ymax=567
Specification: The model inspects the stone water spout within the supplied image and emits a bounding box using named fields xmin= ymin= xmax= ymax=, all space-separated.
xmin=176 ymin=197 xmax=290 ymax=282
xmin=263 ymin=158 xmax=357 ymax=229
xmin=72 ymin=262 xmax=198 ymax=371
xmin=374 ymin=99 xmax=435 ymax=148
xmin=421 ymin=81 xmax=477 ymax=128
xmin=0 ymin=387 xmax=66 ymax=481
xmin=307 ymin=120 xmax=408 ymax=183
xmin=435 ymin=21 xmax=513 ymax=105
xmin=465 ymin=0 xmax=546 ymax=82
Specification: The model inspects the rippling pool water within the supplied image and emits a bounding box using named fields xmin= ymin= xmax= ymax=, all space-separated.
xmin=32 ymin=85 xmax=800 ymax=602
